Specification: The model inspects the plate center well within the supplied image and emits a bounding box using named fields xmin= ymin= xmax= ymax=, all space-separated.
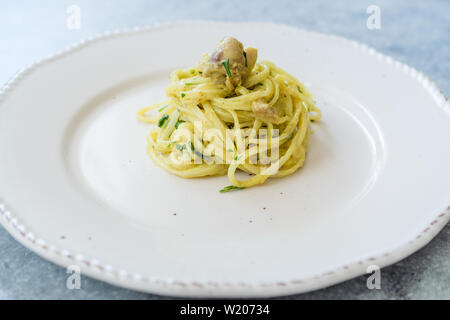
xmin=64 ymin=75 xmax=386 ymax=239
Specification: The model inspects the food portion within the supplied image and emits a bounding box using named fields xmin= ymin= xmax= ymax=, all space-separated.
xmin=137 ymin=37 xmax=321 ymax=191
xmin=200 ymin=37 xmax=257 ymax=89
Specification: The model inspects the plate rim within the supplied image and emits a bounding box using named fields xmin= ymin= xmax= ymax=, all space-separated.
xmin=0 ymin=20 xmax=449 ymax=297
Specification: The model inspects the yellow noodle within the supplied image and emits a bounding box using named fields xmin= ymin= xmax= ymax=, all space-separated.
xmin=137 ymin=60 xmax=321 ymax=190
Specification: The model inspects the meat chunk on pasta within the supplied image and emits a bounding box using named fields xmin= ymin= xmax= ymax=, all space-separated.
xmin=200 ymin=37 xmax=258 ymax=89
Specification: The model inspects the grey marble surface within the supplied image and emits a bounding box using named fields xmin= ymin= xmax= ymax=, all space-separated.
xmin=0 ymin=0 xmax=448 ymax=299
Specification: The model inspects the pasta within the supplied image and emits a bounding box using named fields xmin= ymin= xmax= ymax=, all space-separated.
xmin=137 ymin=37 xmax=321 ymax=191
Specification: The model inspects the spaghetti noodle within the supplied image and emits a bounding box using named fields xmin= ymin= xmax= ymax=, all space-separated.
xmin=137 ymin=37 xmax=321 ymax=191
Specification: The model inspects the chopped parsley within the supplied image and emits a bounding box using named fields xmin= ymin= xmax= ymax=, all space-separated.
xmin=158 ymin=114 xmax=169 ymax=127
xmin=187 ymin=141 xmax=207 ymax=159
xmin=221 ymin=58 xmax=232 ymax=78
xmin=243 ymin=51 xmax=248 ymax=67
xmin=176 ymin=144 xmax=186 ymax=151
xmin=175 ymin=119 xmax=185 ymax=129
xmin=188 ymin=141 xmax=195 ymax=152
xmin=297 ymin=85 xmax=302 ymax=93
xmin=181 ymin=93 xmax=186 ymax=98
xmin=158 ymin=104 xmax=169 ymax=112
xmin=219 ymin=185 xmax=245 ymax=193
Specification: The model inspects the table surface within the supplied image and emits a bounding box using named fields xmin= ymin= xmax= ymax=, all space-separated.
xmin=0 ymin=0 xmax=449 ymax=299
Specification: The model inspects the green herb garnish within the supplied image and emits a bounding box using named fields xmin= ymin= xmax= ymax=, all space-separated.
xmin=176 ymin=144 xmax=186 ymax=151
xmin=221 ymin=58 xmax=232 ymax=78
xmin=158 ymin=114 xmax=169 ymax=127
xmin=181 ymin=93 xmax=186 ymax=98
xmin=187 ymin=141 xmax=205 ymax=159
xmin=297 ymin=85 xmax=302 ymax=93
xmin=187 ymin=141 xmax=195 ymax=152
xmin=175 ymin=119 xmax=185 ymax=129
xmin=219 ymin=185 xmax=245 ymax=193
xmin=243 ymin=51 xmax=248 ymax=67
xmin=158 ymin=104 xmax=169 ymax=112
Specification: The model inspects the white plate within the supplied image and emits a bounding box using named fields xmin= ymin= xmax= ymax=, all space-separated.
xmin=0 ymin=21 xmax=449 ymax=298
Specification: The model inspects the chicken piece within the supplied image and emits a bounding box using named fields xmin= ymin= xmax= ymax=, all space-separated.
xmin=244 ymin=47 xmax=257 ymax=77
xmin=200 ymin=37 xmax=258 ymax=89
xmin=252 ymin=100 xmax=279 ymax=123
